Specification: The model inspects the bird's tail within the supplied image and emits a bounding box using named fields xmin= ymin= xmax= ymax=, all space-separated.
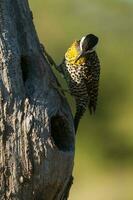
xmin=74 ymin=105 xmax=86 ymax=134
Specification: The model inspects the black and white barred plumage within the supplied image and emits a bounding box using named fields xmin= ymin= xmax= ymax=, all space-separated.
xmin=58 ymin=34 xmax=100 ymax=133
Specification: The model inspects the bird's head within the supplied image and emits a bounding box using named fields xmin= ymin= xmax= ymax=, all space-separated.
xmin=76 ymin=34 xmax=99 ymax=61
xmin=65 ymin=34 xmax=99 ymax=65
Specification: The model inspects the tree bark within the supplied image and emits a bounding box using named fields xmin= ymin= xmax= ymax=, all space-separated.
xmin=0 ymin=0 xmax=75 ymax=199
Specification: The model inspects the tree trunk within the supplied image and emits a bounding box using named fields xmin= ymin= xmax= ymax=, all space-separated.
xmin=0 ymin=0 xmax=75 ymax=199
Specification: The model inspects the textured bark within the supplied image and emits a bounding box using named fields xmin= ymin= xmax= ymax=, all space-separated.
xmin=0 ymin=0 xmax=75 ymax=199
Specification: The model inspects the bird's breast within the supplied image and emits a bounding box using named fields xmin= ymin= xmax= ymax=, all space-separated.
xmin=65 ymin=62 xmax=84 ymax=84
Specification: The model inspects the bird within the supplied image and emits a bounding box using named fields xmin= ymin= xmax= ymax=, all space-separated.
xmin=52 ymin=34 xmax=100 ymax=133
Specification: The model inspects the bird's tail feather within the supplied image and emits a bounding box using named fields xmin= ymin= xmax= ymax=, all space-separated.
xmin=74 ymin=106 xmax=86 ymax=134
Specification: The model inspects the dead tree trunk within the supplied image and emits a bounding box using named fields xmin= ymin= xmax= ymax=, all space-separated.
xmin=0 ymin=0 xmax=75 ymax=199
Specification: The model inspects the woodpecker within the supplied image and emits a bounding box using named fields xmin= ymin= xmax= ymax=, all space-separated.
xmin=55 ymin=34 xmax=100 ymax=133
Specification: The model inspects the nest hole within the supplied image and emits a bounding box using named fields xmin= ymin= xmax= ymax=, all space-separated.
xmin=51 ymin=115 xmax=74 ymax=152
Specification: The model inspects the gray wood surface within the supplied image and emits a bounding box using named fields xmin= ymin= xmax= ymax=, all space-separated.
xmin=0 ymin=0 xmax=75 ymax=199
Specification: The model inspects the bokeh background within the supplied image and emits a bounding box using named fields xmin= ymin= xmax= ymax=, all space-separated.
xmin=29 ymin=0 xmax=133 ymax=199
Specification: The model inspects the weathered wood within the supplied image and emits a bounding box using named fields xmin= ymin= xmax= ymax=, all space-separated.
xmin=0 ymin=0 xmax=75 ymax=199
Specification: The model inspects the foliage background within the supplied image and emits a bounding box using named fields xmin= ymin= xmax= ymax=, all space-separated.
xmin=29 ymin=0 xmax=133 ymax=199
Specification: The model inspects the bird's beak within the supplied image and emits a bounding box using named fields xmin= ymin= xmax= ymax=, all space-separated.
xmin=75 ymin=53 xmax=83 ymax=62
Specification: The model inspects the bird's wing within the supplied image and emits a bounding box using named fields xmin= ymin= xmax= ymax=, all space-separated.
xmin=83 ymin=62 xmax=100 ymax=114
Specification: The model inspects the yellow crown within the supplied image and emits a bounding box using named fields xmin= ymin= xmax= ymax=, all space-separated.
xmin=65 ymin=40 xmax=86 ymax=66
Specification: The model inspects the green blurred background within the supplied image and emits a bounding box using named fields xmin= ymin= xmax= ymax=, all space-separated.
xmin=29 ymin=0 xmax=133 ymax=199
